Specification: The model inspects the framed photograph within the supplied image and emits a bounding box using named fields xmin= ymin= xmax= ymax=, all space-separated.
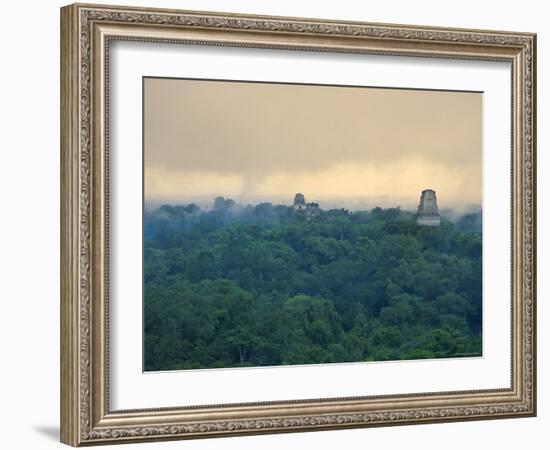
xmin=60 ymin=3 xmax=537 ymax=446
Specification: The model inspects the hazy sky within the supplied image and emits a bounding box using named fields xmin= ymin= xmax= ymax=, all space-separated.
xmin=144 ymin=78 xmax=482 ymax=209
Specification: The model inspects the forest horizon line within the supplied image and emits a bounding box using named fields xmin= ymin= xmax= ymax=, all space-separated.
xmin=144 ymin=195 xmax=482 ymax=217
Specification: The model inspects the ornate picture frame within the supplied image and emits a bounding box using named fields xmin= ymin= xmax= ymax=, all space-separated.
xmin=60 ymin=3 xmax=536 ymax=446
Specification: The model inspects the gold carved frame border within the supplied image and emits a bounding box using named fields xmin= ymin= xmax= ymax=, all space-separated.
xmin=60 ymin=3 xmax=536 ymax=446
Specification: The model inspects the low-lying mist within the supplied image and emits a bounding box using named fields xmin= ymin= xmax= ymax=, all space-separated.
xmin=144 ymin=196 xmax=482 ymax=238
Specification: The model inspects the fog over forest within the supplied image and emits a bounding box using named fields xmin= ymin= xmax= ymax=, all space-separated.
xmin=144 ymin=196 xmax=482 ymax=222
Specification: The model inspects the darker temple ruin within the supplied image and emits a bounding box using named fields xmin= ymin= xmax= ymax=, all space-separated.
xmin=293 ymin=193 xmax=320 ymax=219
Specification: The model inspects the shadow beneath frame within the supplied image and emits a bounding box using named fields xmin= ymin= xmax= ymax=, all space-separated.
xmin=33 ymin=425 xmax=59 ymax=442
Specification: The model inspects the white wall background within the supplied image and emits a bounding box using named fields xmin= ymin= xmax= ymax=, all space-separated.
xmin=0 ymin=1 xmax=546 ymax=449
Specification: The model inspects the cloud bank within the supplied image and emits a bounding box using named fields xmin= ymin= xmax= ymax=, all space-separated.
xmin=144 ymin=78 xmax=482 ymax=208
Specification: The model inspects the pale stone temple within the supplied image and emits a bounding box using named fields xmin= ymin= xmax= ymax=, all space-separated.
xmin=416 ymin=189 xmax=441 ymax=227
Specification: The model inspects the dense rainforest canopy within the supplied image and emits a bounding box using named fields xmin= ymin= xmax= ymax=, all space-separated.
xmin=144 ymin=198 xmax=482 ymax=371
